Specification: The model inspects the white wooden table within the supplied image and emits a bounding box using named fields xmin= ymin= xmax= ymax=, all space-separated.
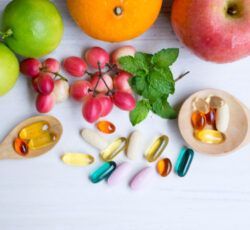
xmin=0 ymin=1 xmax=250 ymax=229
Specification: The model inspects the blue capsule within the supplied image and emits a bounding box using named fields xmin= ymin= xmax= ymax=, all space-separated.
xmin=89 ymin=161 xmax=116 ymax=183
xmin=175 ymin=147 xmax=194 ymax=177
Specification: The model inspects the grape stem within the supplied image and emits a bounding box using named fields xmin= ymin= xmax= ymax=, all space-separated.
xmin=40 ymin=67 xmax=68 ymax=82
xmin=175 ymin=71 xmax=190 ymax=82
xmin=0 ymin=29 xmax=13 ymax=40
xmin=92 ymin=62 xmax=114 ymax=96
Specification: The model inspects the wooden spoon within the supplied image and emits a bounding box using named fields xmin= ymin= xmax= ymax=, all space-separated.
xmin=0 ymin=116 xmax=63 ymax=160
xmin=178 ymin=89 xmax=250 ymax=155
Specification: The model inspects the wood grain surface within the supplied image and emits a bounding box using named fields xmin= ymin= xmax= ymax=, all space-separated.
xmin=0 ymin=1 xmax=250 ymax=229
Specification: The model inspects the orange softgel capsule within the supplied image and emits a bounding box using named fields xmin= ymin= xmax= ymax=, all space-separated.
xmin=156 ymin=158 xmax=172 ymax=177
xmin=14 ymin=138 xmax=29 ymax=156
xmin=191 ymin=111 xmax=206 ymax=130
xmin=96 ymin=121 xmax=116 ymax=134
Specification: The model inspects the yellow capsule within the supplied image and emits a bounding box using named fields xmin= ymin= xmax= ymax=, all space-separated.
xmin=145 ymin=135 xmax=169 ymax=162
xmin=28 ymin=132 xmax=57 ymax=150
xmin=19 ymin=121 xmax=50 ymax=140
xmin=194 ymin=129 xmax=225 ymax=144
xmin=100 ymin=137 xmax=127 ymax=161
xmin=61 ymin=153 xmax=95 ymax=166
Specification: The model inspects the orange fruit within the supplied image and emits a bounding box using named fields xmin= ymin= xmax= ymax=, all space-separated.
xmin=67 ymin=0 xmax=163 ymax=42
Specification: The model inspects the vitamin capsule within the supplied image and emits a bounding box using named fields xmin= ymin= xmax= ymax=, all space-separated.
xmin=19 ymin=121 xmax=49 ymax=140
xmin=144 ymin=135 xmax=169 ymax=162
xmin=107 ymin=162 xmax=130 ymax=186
xmin=207 ymin=96 xmax=225 ymax=109
xmin=89 ymin=161 xmax=116 ymax=183
xmin=14 ymin=138 xmax=29 ymax=156
xmin=28 ymin=132 xmax=57 ymax=150
xmin=193 ymin=98 xmax=210 ymax=114
xmin=191 ymin=111 xmax=206 ymax=130
xmin=61 ymin=153 xmax=95 ymax=167
xmin=156 ymin=158 xmax=172 ymax=177
xmin=205 ymin=109 xmax=216 ymax=125
xmin=194 ymin=129 xmax=225 ymax=144
xmin=100 ymin=137 xmax=127 ymax=161
xmin=129 ymin=167 xmax=154 ymax=190
xmin=96 ymin=120 xmax=116 ymax=134
xmin=216 ymin=104 xmax=230 ymax=133
xmin=126 ymin=130 xmax=144 ymax=160
xmin=175 ymin=147 xmax=194 ymax=177
xmin=81 ymin=129 xmax=109 ymax=150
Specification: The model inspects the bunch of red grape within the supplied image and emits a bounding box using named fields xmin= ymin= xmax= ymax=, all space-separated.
xmin=20 ymin=46 xmax=137 ymax=123
xmin=20 ymin=58 xmax=69 ymax=113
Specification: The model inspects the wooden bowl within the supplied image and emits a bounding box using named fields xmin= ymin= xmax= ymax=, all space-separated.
xmin=178 ymin=89 xmax=250 ymax=155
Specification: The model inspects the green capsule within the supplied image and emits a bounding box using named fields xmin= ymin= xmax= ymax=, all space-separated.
xmin=174 ymin=147 xmax=194 ymax=177
xmin=89 ymin=161 xmax=116 ymax=183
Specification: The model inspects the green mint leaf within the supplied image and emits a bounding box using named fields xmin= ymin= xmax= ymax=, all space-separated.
xmin=151 ymin=48 xmax=179 ymax=68
xmin=148 ymin=67 xmax=175 ymax=95
xmin=142 ymin=84 xmax=165 ymax=102
xmin=130 ymin=100 xmax=151 ymax=126
xmin=119 ymin=56 xmax=138 ymax=75
xmin=119 ymin=52 xmax=152 ymax=76
xmin=129 ymin=75 xmax=147 ymax=95
xmin=152 ymin=98 xmax=177 ymax=119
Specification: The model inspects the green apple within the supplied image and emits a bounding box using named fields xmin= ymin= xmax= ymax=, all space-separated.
xmin=1 ymin=0 xmax=64 ymax=58
xmin=0 ymin=42 xmax=19 ymax=96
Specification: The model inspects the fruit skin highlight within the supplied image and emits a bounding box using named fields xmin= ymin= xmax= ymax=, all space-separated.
xmin=67 ymin=0 xmax=163 ymax=42
xmin=0 ymin=42 xmax=19 ymax=96
xmin=1 ymin=0 xmax=64 ymax=58
xmin=171 ymin=0 xmax=250 ymax=63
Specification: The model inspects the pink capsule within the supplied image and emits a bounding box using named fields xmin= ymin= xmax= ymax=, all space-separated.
xmin=107 ymin=162 xmax=130 ymax=186
xmin=129 ymin=167 xmax=153 ymax=191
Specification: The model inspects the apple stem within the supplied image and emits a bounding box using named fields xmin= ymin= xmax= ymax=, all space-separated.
xmin=0 ymin=29 xmax=13 ymax=40
xmin=175 ymin=71 xmax=190 ymax=82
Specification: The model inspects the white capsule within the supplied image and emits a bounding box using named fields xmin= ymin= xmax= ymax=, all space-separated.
xmin=126 ymin=130 xmax=144 ymax=160
xmin=81 ymin=129 xmax=109 ymax=150
xmin=216 ymin=103 xmax=230 ymax=133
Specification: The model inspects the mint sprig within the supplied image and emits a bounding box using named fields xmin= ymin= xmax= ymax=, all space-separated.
xmin=119 ymin=48 xmax=179 ymax=126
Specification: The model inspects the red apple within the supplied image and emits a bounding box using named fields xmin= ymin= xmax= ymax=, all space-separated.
xmin=171 ymin=0 xmax=250 ymax=63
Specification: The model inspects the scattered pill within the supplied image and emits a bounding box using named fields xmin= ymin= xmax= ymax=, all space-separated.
xmin=107 ymin=162 xmax=131 ymax=186
xmin=175 ymin=147 xmax=194 ymax=177
xmin=100 ymin=137 xmax=127 ymax=161
xmin=144 ymin=135 xmax=169 ymax=162
xmin=89 ymin=161 xmax=116 ymax=183
xmin=61 ymin=153 xmax=94 ymax=166
xmin=81 ymin=129 xmax=109 ymax=150
xmin=96 ymin=120 xmax=116 ymax=134
xmin=129 ymin=167 xmax=154 ymax=190
xmin=156 ymin=158 xmax=172 ymax=177
xmin=126 ymin=130 xmax=144 ymax=160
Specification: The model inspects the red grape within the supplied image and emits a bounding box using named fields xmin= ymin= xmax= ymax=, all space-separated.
xmin=96 ymin=94 xmax=113 ymax=117
xmin=53 ymin=79 xmax=69 ymax=103
xmin=20 ymin=58 xmax=42 ymax=78
xmin=85 ymin=47 xmax=110 ymax=69
xmin=113 ymin=91 xmax=136 ymax=111
xmin=43 ymin=58 xmax=60 ymax=73
xmin=113 ymin=71 xmax=133 ymax=93
xmin=82 ymin=97 xmax=102 ymax=123
xmin=111 ymin=46 xmax=136 ymax=68
xmin=63 ymin=56 xmax=87 ymax=77
xmin=36 ymin=94 xmax=54 ymax=113
xmin=90 ymin=72 xmax=113 ymax=93
xmin=32 ymin=77 xmax=40 ymax=93
xmin=36 ymin=73 xmax=55 ymax=95
xmin=70 ymin=80 xmax=92 ymax=101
